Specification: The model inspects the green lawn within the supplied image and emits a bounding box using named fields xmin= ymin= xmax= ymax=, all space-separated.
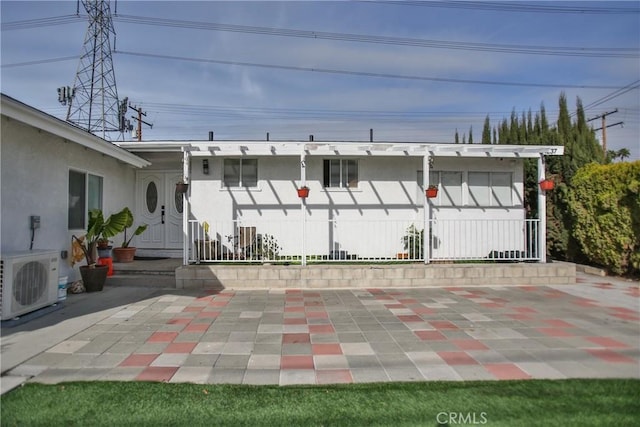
xmin=1 ymin=379 xmax=638 ymax=426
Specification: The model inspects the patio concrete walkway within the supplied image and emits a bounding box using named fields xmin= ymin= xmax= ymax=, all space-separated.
xmin=1 ymin=271 xmax=638 ymax=394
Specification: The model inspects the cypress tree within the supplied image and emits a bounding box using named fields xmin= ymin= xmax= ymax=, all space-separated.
xmin=519 ymin=111 xmax=527 ymax=143
xmin=499 ymin=119 xmax=509 ymax=144
xmin=509 ymin=109 xmax=519 ymax=143
xmin=482 ymin=115 xmax=491 ymax=144
xmin=540 ymin=103 xmax=549 ymax=138
xmin=456 ymin=95 xmax=605 ymax=263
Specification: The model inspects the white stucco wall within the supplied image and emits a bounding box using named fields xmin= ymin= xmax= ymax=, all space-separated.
xmin=187 ymin=154 xmax=524 ymax=259
xmin=1 ymin=116 xmax=138 ymax=280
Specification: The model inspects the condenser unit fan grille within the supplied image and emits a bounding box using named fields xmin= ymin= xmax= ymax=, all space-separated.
xmin=0 ymin=260 xmax=4 ymax=311
xmin=14 ymin=261 xmax=48 ymax=307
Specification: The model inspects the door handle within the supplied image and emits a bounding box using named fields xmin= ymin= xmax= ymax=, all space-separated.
xmin=161 ymin=205 xmax=165 ymax=224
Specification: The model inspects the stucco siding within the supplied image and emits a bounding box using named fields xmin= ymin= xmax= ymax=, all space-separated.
xmin=187 ymin=154 xmax=524 ymax=259
xmin=1 ymin=116 xmax=137 ymax=280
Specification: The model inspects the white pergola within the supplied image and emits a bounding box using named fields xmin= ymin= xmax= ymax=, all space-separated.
xmin=120 ymin=140 xmax=564 ymax=265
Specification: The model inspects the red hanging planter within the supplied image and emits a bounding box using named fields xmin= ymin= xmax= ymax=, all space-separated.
xmin=539 ymin=179 xmax=554 ymax=191
xmin=297 ymin=186 xmax=310 ymax=198
xmin=426 ymin=187 xmax=438 ymax=198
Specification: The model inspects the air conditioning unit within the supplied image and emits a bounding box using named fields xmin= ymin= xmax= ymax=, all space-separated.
xmin=1 ymin=250 xmax=59 ymax=320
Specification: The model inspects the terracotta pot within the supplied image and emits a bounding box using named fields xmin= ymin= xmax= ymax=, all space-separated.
xmin=113 ymin=247 xmax=136 ymax=263
xmin=80 ymin=265 xmax=108 ymax=292
xmin=539 ymin=179 xmax=554 ymax=191
xmin=426 ymin=188 xmax=438 ymax=198
xmin=297 ymin=187 xmax=310 ymax=198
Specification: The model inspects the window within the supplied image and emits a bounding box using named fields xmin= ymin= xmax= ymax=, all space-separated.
xmin=440 ymin=171 xmax=463 ymax=206
xmin=468 ymin=172 xmax=490 ymax=206
xmin=323 ymin=159 xmax=358 ymax=188
xmin=223 ymin=158 xmax=258 ymax=188
xmin=468 ymin=172 xmax=512 ymax=207
xmin=68 ymin=170 xmax=103 ymax=229
xmin=491 ymin=172 xmax=512 ymax=206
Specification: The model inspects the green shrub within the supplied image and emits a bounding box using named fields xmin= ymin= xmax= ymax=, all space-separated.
xmin=402 ymin=225 xmax=424 ymax=259
xmin=568 ymin=161 xmax=640 ymax=275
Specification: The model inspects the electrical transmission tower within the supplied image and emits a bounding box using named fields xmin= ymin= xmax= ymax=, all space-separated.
xmin=60 ymin=0 xmax=127 ymax=140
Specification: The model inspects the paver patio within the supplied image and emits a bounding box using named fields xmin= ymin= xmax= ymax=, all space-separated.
xmin=1 ymin=271 xmax=638 ymax=391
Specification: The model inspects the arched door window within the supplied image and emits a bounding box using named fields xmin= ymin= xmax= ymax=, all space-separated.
xmin=146 ymin=181 xmax=158 ymax=214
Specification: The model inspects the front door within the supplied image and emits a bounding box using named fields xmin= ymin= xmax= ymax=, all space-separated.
xmin=137 ymin=172 xmax=183 ymax=249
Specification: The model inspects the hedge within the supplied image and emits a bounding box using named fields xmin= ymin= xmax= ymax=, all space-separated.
xmin=568 ymin=161 xmax=640 ymax=275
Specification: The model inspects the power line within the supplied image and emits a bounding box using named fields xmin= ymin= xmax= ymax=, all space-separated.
xmin=139 ymin=101 xmax=567 ymax=120
xmin=368 ymin=1 xmax=640 ymax=15
xmin=0 ymin=14 xmax=85 ymax=31
xmin=112 ymin=14 xmax=638 ymax=59
xmin=1 ymin=56 xmax=79 ymax=68
xmin=5 ymin=12 xmax=636 ymax=58
xmin=116 ymin=49 xmax=622 ymax=90
xmin=583 ymin=80 xmax=640 ymax=111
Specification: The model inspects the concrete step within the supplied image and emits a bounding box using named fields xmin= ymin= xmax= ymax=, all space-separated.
xmin=107 ymin=274 xmax=176 ymax=288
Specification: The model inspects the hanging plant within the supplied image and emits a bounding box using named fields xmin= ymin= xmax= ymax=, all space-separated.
xmin=539 ymin=179 xmax=554 ymax=191
xmin=297 ymin=186 xmax=310 ymax=198
xmin=426 ymin=185 xmax=438 ymax=198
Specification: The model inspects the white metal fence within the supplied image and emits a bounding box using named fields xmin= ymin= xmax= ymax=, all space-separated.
xmin=188 ymin=218 xmax=540 ymax=264
xmin=429 ymin=219 xmax=540 ymax=261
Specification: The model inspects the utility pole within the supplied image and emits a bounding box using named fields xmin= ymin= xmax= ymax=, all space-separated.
xmin=587 ymin=109 xmax=623 ymax=153
xmin=129 ymin=104 xmax=153 ymax=141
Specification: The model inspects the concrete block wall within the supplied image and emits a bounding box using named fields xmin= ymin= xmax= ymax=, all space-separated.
xmin=175 ymin=262 xmax=576 ymax=289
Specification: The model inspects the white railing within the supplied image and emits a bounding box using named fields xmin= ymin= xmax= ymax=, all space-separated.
xmin=188 ymin=218 xmax=540 ymax=264
xmin=429 ymin=219 xmax=540 ymax=261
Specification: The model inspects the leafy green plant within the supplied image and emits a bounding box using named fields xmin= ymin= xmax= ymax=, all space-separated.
xmin=72 ymin=208 xmax=130 ymax=266
xmin=402 ymin=225 xmax=424 ymax=259
xmin=568 ymin=161 xmax=640 ymax=275
xmin=119 ymin=207 xmax=148 ymax=248
xmin=255 ymin=234 xmax=281 ymax=261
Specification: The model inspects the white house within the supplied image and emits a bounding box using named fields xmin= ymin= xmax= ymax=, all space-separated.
xmin=2 ymin=93 xmax=564 ymax=285
xmin=1 ymin=94 xmax=150 ymax=281
xmin=119 ymin=140 xmax=563 ymax=266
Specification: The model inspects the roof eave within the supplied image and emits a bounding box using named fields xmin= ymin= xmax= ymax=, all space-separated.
xmin=1 ymin=94 xmax=151 ymax=169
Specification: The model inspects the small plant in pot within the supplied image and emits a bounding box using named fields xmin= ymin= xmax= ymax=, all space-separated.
xmin=112 ymin=207 xmax=148 ymax=263
xmin=97 ymin=238 xmax=112 ymax=258
xmin=72 ymin=208 xmax=129 ymax=292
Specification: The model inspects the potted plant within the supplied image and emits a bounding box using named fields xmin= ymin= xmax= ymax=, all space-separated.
xmin=112 ymin=207 xmax=148 ymax=263
xmin=402 ymin=224 xmax=424 ymax=259
xmin=297 ymin=186 xmax=310 ymax=198
xmin=72 ymin=208 xmax=129 ymax=292
xmin=426 ymin=185 xmax=438 ymax=198
xmin=539 ymin=179 xmax=554 ymax=191
xmin=97 ymin=238 xmax=112 ymax=258
xmin=196 ymin=221 xmax=217 ymax=261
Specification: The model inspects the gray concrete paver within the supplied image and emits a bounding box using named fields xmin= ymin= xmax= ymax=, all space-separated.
xmin=1 ymin=271 xmax=638 ymax=394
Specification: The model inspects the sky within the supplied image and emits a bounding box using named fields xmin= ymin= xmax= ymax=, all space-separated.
xmin=1 ymin=1 xmax=639 ymax=159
